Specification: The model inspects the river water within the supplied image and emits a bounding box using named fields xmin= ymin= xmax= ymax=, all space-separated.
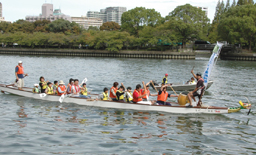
xmin=0 ymin=54 xmax=255 ymax=154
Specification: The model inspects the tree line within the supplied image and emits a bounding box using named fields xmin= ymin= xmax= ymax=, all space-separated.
xmin=0 ymin=1 xmax=256 ymax=52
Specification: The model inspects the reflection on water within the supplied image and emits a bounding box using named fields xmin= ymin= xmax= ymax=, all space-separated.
xmin=0 ymin=55 xmax=256 ymax=154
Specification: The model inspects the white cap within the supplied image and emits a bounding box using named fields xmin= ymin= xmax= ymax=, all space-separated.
xmin=18 ymin=61 xmax=22 ymax=64
xmin=34 ymin=84 xmax=39 ymax=87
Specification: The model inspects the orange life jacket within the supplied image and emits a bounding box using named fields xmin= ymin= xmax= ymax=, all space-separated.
xmin=142 ymin=89 xmax=150 ymax=99
xmin=67 ymin=84 xmax=72 ymax=94
xmin=157 ymin=91 xmax=169 ymax=102
xmin=16 ymin=65 xmax=24 ymax=75
xmin=133 ymin=89 xmax=142 ymax=103
xmin=57 ymin=85 xmax=66 ymax=96
xmin=110 ymin=86 xmax=117 ymax=98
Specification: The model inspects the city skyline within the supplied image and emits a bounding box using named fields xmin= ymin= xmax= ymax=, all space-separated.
xmin=1 ymin=0 xmax=253 ymax=23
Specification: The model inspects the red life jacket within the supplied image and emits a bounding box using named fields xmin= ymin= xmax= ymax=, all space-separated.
xmin=142 ymin=89 xmax=150 ymax=99
xmin=57 ymin=85 xmax=66 ymax=96
xmin=73 ymin=85 xmax=80 ymax=93
xmin=110 ymin=86 xmax=117 ymax=98
xmin=16 ymin=65 xmax=24 ymax=75
xmin=133 ymin=89 xmax=142 ymax=103
xmin=157 ymin=91 xmax=169 ymax=102
xmin=67 ymin=84 xmax=73 ymax=94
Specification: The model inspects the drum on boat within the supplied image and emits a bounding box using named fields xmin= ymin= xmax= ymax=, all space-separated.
xmin=177 ymin=94 xmax=189 ymax=106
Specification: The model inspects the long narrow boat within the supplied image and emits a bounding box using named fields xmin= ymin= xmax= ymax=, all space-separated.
xmin=153 ymin=81 xmax=213 ymax=91
xmin=0 ymin=84 xmax=247 ymax=114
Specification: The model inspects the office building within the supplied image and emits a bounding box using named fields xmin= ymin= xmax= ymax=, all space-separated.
xmin=0 ymin=2 xmax=2 ymax=17
xmin=196 ymin=6 xmax=208 ymax=17
xmin=87 ymin=7 xmax=126 ymax=25
xmin=71 ymin=16 xmax=103 ymax=29
xmin=25 ymin=3 xmax=71 ymax=22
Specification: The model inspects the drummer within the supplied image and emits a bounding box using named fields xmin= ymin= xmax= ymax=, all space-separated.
xmin=187 ymin=70 xmax=205 ymax=108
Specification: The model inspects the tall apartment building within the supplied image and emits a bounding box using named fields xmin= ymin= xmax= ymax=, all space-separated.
xmin=25 ymin=3 xmax=71 ymax=22
xmin=87 ymin=7 xmax=126 ymax=25
xmin=71 ymin=16 xmax=103 ymax=29
xmin=196 ymin=6 xmax=208 ymax=17
xmin=0 ymin=2 xmax=2 ymax=17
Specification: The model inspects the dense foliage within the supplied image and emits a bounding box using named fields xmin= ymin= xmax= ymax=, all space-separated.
xmin=1 ymin=1 xmax=255 ymax=52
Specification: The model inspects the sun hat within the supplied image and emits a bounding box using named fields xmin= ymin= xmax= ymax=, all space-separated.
xmin=18 ymin=61 xmax=22 ymax=64
xmin=59 ymin=80 xmax=65 ymax=85
xmin=34 ymin=84 xmax=39 ymax=87
xmin=165 ymin=73 xmax=168 ymax=76
xmin=196 ymin=72 xmax=202 ymax=76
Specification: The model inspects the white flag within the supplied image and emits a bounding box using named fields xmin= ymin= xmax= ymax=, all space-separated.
xmin=203 ymin=42 xmax=224 ymax=88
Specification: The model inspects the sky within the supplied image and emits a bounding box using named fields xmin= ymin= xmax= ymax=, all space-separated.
xmin=0 ymin=0 xmax=245 ymax=23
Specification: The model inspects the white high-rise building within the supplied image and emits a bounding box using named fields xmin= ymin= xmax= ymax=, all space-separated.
xmin=25 ymin=3 xmax=71 ymax=22
xmin=71 ymin=16 xmax=103 ymax=29
xmin=87 ymin=7 xmax=126 ymax=25
xmin=196 ymin=6 xmax=208 ymax=17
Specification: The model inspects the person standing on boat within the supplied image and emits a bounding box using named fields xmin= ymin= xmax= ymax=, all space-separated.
xmin=156 ymin=84 xmax=178 ymax=106
xmin=187 ymin=71 xmax=205 ymax=108
xmin=162 ymin=74 xmax=168 ymax=86
xmin=15 ymin=61 xmax=28 ymax=90
xmin=132 ymin=82 xmax=147 ymax=103
xmin=110 ymin=82 xmax=119 ymax=101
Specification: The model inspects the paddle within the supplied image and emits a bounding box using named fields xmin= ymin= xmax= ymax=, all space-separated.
xmin=80 ymin=78 xmax=88 ymax=86
xmin=169 ymin=84 xmax=178 ymax=96
xmin=150 ymin=80 xmax=158 ymax=93
xmin=59 ymin=94 xmax=65 ymax=103
xmin=39 ymin=93 xmax=47 ymax=98
xmin=245 ymin=97 xmax=252 ymax=115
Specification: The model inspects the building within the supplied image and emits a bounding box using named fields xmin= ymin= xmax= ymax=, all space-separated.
xmin=87 ymin=7 xmax=126 ymax=25
xmin=25 ymin=3 xmax=71 ymax=22
xmin=0 ymin=2 xmax=2 ymax=17
xmin=196 ymin=6 xmax=208 ymax=17
xmin=71 ymin=16 xmax=103 ymax=29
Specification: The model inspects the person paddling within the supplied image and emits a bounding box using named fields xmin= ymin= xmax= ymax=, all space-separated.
xmin=15 ymin=61 xmax=28 ymax=90
xmin=187 ymin=70 xmax=205 ymax=108
xmin=132 ymin=82 xmax=147 ymax=103
xmin=57 ymin=80 xmax=66 ymax=96
xmin=110 ymin=82 xmax=119 ymax=101
xmin=156 ymin=84 xmax=178 ymax=106
xmin=39 ymin=76 xmax=49 ymax=93
xmin=142 ymin=82 xmax=158 ymax=101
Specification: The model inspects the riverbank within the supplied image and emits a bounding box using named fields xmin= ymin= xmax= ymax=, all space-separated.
xmin=0 ymin=48 xmax=196 ymax=59
xmin=220 ymin=52 xmax=256 ymax=61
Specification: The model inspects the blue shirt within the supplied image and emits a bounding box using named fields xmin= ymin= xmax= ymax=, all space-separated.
xmin=15 ymin=66 xmax=24 ymax=78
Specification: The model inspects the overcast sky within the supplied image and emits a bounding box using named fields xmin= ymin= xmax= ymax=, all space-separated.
xmin=1 ymin=0 xmax=253 ymax=23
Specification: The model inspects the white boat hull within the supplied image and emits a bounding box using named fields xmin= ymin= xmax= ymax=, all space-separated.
xmin=0 ymin=84 xmax=229 ymax=114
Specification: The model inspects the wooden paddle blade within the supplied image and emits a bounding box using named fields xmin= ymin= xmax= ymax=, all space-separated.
xmin=59 ymin=94 xmax=65 ymax=103
xmin=39 ymin=93 xmax=47 ymax=98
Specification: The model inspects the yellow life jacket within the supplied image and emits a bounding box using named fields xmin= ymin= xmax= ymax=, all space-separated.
xmin=40 ymin=81 xmax=47 ymax=89
xmin=162 ymin=77 xmax=168 ymax=84
xmin=81 ymin=87 xmax=88 ymax=95
xmin=46 ymin=86 xmax=54 ymax=95
xmin=53 ymin=84 xmax=58 ymax=94
xmin=116 ymin=90 xmax=124 ymax=100
xmin=103 ymin=92 xmax=109 ymax=100
xmin=126 ymin=92 xmax=133 ymax=102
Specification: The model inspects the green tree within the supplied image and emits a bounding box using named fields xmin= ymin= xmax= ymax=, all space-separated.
xmin=100 ymin=21 xmax=121 ymax=31
xmin=218 ymin=4 xmax=256 ymax=51
xmin=34 ymin=20 xmax=51 ymax=32
xmin=225 ymin=0 xmax=231 ymax=11
xmin=166 ymin=4 xmax=210 ymax=47
xmin=48 ymin=19 xmax=72 ymax=33
xmin=121 ymin=7 xmax=163 ymax=37
xmin=231 ymin=0 xmax=237 ymax=7
xmin=237 ymin=0 xmax=246 ymax=5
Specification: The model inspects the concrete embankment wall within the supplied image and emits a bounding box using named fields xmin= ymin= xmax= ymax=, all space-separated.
xmin=0 ymin=48 xmax=196 ymax=59
xmin=220 ymin=53 xmax=256 ymax=61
